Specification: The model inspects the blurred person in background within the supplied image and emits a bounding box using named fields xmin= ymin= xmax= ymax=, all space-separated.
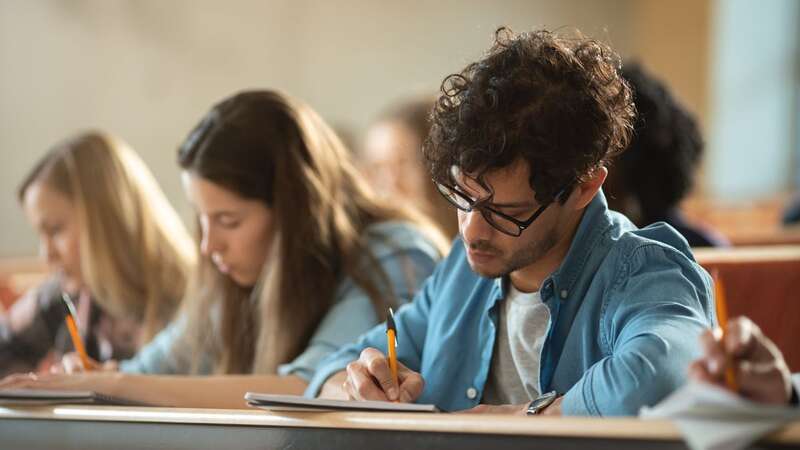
xmin=0 ymin=131 xmax=195 ymax=376
xmin=604 ymin=63 xmax=728 ymax=247
xmin=1 ymin=90 xmax=447 ymax=409
xmin=361 ymin=95 xmax=459 ymax=239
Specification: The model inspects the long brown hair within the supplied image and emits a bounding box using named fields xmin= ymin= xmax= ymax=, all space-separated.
xmin=178 ymin=90 xmax=447 ymax=374
xmin=18 ymin=131 xmax=196 ymax=342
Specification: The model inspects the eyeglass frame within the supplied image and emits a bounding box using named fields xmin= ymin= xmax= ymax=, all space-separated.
xmin=434 ymin=177 xmax=572 ymax=237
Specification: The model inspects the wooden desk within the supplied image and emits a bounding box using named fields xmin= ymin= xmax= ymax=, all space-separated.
xmin=1 ymin=405 xmax=799 ymax=450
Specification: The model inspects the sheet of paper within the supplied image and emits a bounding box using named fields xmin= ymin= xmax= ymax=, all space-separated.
xmin=245 ymin=392 xmax=439 ymax=413
xmin=640 ymin=381 xmax=800 ymax=450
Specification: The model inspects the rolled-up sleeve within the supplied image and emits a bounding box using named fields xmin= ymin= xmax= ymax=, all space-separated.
xmin=562 ymin=244 xmax=714 ymax=416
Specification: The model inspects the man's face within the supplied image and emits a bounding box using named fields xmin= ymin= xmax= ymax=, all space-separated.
xmin=457 ymin=159 xmax=565 ymax=279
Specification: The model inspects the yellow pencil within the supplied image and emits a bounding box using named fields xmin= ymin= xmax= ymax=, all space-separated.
xmin=386 ymin=307 xmax=399 ymax=390
xmin=712 ymin=270 xmax=737 ymax=391
xmin=61 ymin=293 xmax=93 ymax=371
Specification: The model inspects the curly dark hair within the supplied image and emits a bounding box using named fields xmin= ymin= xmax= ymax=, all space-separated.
xmin=615 ymin=62 xmax=703 ymax=220
xmin=424 ymin=27 xmax=635 ymax=204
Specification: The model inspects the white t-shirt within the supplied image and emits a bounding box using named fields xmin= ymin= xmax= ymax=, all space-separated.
xmin=481 ymin=284 xmax=552 ymax=404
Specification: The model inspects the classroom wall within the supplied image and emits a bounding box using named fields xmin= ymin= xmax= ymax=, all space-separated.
xmin=0 ymin=0 xmax=635 ymax=257
xmin=628 ymin=0 xmax=711 ymax=133
xmin=705 ymin=0 xmax=800 ymax=201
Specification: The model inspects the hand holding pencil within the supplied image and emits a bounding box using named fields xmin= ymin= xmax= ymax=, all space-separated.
xmin=60 ymin=293 xmax=98 ymax=372
xmin=339 ymin=308 xmax=424 ymax=403
xmin=689 ymin=316 xmax=794 ymax=405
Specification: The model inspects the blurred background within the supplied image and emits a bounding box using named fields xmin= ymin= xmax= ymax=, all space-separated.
xmin=1 ymin=0 xmax=798 ymax=257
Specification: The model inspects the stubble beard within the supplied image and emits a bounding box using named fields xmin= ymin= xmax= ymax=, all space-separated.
xmin=471 ymin=226 xmax=560 ymax=279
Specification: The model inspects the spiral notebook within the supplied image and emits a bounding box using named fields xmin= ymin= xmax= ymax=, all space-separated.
xmin=245 ymin=393 xmax=439 ymax=413
xmin=0 ymin=389 xmax=150 ymax=406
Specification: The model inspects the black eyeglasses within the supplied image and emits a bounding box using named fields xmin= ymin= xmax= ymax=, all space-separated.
xmin=434 ymin=179 xmax=570 ymax=237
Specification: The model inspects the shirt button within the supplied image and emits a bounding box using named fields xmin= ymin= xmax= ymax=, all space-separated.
xmin=560 ymin=290 xmax=568 ymax=299
xmin=466 ymin=387 xmax=478 ymax=399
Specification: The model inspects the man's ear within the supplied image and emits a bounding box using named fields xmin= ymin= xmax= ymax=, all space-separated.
xmin=566 ymin=166 xmax=608 ymax=211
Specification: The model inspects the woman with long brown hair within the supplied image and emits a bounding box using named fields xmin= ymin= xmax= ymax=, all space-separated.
xmin=0 ymin=131 xmax=195 ymax=376
xmin=2 ymin=90 xmax=448 ymax=407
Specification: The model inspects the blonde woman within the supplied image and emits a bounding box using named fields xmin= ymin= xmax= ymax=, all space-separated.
xmin=0 ymin=132 xmax=195 ymax=376
xmin=2 ymin=91 xmax=447 ymax=408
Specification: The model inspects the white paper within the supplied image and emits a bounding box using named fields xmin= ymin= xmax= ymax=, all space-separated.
xmin=640 ymin=381 xmax=800 ymax=450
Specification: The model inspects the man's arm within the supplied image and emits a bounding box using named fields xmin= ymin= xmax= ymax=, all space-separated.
xmin=562 ymin=245 xmax=713 ymax=416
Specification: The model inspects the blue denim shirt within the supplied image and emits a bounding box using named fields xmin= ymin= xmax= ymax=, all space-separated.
xmin=307 ymin=192 xmax=715 ymax=416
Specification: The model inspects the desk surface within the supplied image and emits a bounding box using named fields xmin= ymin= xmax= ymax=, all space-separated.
xmin=1 ymin=405 xmax=799 ymax=450
xmin=693 ymin=245 xmax=800 ymax=263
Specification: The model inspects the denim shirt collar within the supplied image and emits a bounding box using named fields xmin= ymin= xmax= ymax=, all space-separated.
xmin=547 ymin=190 xmax=613 ymax=299
xmin=489 ymin=190 xmax=613 ymax=303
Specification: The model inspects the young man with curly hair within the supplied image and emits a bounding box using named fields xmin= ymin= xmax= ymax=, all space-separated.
xmin=308 ymin=28 xmax=715 ymax=416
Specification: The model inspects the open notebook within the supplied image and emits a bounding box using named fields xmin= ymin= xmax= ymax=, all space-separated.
xmin=0 ymin=389 xmax=150 ymax=406
xmin=245 ymin=393 xmax=439 ymax=413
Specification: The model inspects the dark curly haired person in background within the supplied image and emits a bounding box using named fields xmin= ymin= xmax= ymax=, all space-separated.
xmin=604 ymin=63 xmax=729 ymax=247
xmin=312 ymin=27 xmax=714 ymax=417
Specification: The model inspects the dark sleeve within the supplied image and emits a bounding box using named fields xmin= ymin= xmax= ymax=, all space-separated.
xmin=0 ymin=278 xmax=67 ymax=376
xmin=783 ymin=196 xmax=800 ymax=225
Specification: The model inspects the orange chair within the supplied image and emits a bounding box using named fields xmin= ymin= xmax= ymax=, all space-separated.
xmin=0 ymin=257 xmax=47 ymax=311
xmin=695 ymin=246 xmax=800 ymax=372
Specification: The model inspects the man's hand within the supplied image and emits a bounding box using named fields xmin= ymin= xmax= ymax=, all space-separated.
xmin=689 ymin=316 xmax=792 ymax=405
xmin=336 ymin=347 xmax=424 ymax=402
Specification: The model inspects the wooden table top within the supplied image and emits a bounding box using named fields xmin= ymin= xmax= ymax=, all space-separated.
xmin=1 ymin=404 xmax=799 ymax=448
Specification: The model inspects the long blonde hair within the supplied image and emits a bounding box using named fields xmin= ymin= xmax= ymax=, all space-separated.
xmin=18 ymin=131 xmax=196 ymax=342
xmin=178 ymin=90 xmax=448 ymax=374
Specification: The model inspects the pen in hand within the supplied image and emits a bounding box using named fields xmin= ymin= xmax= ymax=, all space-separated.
xmin=386 ymin=307 xmax=399 ymax=391
xmin=712 ymin=270 xmax=738 ymax=392
xmin=61 ymin=292 xmax=94 ymax=372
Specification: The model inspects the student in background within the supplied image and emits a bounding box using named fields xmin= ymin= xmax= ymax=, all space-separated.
xmin=361 ymin=95 xmax=460 ymax=238
xmin=312 ymin=28 xmax=714 ymax=416
xmin=689 ymin=316 xmax=799 ymax=406
xmin=604 ymin=63 xmax=728 ymax=247
xmin=2 ymin=90 xmax=447 ymax=408
xmin=783 ymin=196 xmax=800 ymax=225
xmin=0 ymin=131 xmax=195 ymax=376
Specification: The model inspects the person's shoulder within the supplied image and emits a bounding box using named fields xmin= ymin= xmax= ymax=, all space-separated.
xmin=362 ymin=220 xmax=443 ymax=260
xmin=602 ymin=221 xmax=710 ymax=298
xmin=611 ymin=221 xmax=698 ymax=266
